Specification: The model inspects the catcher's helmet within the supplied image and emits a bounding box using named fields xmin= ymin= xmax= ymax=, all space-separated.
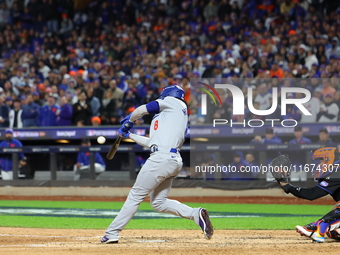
xmin=312 ymin=147 xmax=340 ymax=179
xmin=159 ymin=85 xmax=185 ymax=100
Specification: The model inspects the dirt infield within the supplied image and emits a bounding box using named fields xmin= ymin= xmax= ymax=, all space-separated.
xmin=0 ymin=195 xmax=337 ymax=254
xmin=0 ymin=228 xmax=339 ymax=255
xmin=0 ymin=195 xmax=335 ymax=205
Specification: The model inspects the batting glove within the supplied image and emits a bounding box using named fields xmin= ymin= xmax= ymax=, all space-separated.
xmin=120 ymin=121 xmax=134 ymax=133
xmin=120 ymin=113 xmax=132 ymax=125
xmin=118 ymin=128 xmax=130 ymax=138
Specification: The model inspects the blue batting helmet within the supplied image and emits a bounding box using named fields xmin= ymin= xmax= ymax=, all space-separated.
xmin=159 ymin=85 xmax=185 ymax=100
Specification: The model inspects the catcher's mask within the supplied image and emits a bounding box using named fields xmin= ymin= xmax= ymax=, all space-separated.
xmin=311 ymin=147 xmax=340 ymax=179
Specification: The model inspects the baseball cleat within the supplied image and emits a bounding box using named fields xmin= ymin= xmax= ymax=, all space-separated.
xmin=198 ymin=208 xmax=214 ymax=240
xmin=311 ymin=232 xmax=325 ymax=243
xmin=101 ymin=236 xmax=119 ymax=244
xmin=296 ymin=224 xmax=316 ymax=237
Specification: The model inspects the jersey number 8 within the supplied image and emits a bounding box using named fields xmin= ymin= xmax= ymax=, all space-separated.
xmin=154 ymin=120 xmax=159 ymax=130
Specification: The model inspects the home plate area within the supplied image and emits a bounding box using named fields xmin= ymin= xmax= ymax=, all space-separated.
xmin=1 ymin=228 xmax=340 ymax=255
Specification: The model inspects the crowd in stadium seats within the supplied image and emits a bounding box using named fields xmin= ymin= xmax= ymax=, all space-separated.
xmin=0 ymin=0 xmax=340 ymax=128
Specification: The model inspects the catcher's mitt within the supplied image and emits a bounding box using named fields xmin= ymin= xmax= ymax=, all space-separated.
xmin=269 ymin=155 xmax=291 ymax=183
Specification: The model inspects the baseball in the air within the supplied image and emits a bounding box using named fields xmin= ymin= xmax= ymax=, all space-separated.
xmin=97 ymin=136 xmax=106 ymax=144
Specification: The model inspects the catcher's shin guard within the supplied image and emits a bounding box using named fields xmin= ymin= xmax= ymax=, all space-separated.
xmin=320 ymin=204 xmax=340 ymax=240
xmin=326 ymin=229 xmax=340 ymax=240
xmin=310 ymin=220 xmax=330 ymax=243
xmin=325 ymin=219 xmax=340 ymax=240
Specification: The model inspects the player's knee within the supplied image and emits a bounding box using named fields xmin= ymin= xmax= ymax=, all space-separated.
xmin=128 ymin=188 xmax=147 ymax=202
xmin=151 ymin=200 xmax=165 ymax=212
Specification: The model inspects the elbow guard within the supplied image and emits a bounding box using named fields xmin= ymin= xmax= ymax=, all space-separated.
xmin=145 ymin=101 xmax=160 ymax=114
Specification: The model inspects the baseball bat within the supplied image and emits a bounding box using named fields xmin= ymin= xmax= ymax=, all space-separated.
xmin=107 ymin=122 xmax=132 ymax=160
xmin=106 ymin=136 xmax=122 ymax=160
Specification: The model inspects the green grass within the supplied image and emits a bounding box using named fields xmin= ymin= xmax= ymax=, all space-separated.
xmin=0 ymin=200 xmax=332 ymax=230
xmin=0 ymin=215 xmax=320 ymax=230
xmin=0 ymin=200 xmax=332 ymax=214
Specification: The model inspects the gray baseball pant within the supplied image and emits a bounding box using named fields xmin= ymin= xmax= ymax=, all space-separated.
xmin=104 ymin=151 xmax=200 ymax=239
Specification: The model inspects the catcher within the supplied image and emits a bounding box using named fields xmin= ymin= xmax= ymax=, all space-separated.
xmin=270 ymin=147 xmax=340 ymax=243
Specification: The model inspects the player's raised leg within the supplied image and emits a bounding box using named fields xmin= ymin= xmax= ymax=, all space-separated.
xmin=150 ymin=169 xmax=214 ymax=239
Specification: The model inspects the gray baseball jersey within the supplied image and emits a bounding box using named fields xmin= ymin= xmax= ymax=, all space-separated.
xmin=104 ymin=97 xmax=201 ymax=240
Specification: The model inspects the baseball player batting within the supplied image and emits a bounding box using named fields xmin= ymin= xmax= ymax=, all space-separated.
xmin=101 ymin=85 xmax=214 ymax=244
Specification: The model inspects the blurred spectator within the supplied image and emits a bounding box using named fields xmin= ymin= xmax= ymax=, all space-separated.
xmin=101 ymin=89 xmax=117 ymax=117
xmin=313 ymin=87 xmax=323 ymax=101
xmin=115 ymin=74 xmax=128 ymax=92
xmin=109 ymin=80 xmax=124 ymax=109
xmin=250 ymin=135 xmax=263 ymax=144
xmin=72 ymin=90 xmax=92 ymax=126
xmin=335 ymin=90 xmax=340 ymax=113
xmin=0 ymin=3 xmax=10 ymax=26
xmin=107 ymin=113 xmax=120 ymax=126
xmin=280 ymin=0 xmax=294 ymax=16
xmin=305 ymin=49 xmax=319 ymax=71
xmin=0 ymin=129 xmax=25 ymax=180
xmin=326 ymin=37 xmax=340 ymax=59
xmin=91 ymin=116 xmax=101 ymax=126
xmin=284 ymin=93 xmax=301 ymax=121
xmin=289 ymin=126 xmax=311 ymax=166
xmin=254 ymin=83 xmax=271 ymax=110
xmin=86 ymin=87 xmax=100 ymax=117
xmin=122 ymin=89 xmax=139 ymax=111
xmin=32 ymin=92 xmax=43 ymax=106
xmin=263 ymin=128 xmax=282 ymax=144
xmin=9 ymin=99 xmax=22 ymax=128
xmin=46 ymin=0 xmax=59 ymax=32
xmin=270 ymin=62 xmax=284 ymax=78
xmin=136 ymin=75 xmax=157 ymax=100
xmin=57 ymin=96 xmax=72 ymax=126
xmin=0 ymin=0 xmax=339 ymax=127
xmin=245 ymin=152 xmax=260 ymax=179
xmin=5 ymin=97 xmax=13 ymax=109
xmin=204 ymin=0 xmax=218 ymax=21
xmin=38 ymin=94 xmax=60 ymax=126
xmin=266 ymin=95 xmax=281 ymax=120
xmin=222 ymin=151 xmax=254 ymax=181
xmin=59 ymin=13 xmax=73 ymax=34
xmin=77 ymin=52 xmax=89 ymax=68
xmin=92 ymin=79 xmax=105 ymax=102
xmin=38 ymin=60 xmax=51 ymax=79
xmin=317 ymin=128 xmax=333 ymax=144
xmin=262 ymin=128 xmax=282 ymax=165
xmin=317 ymin=94 xmax=339 ymax=122
xmin=321 ymin=79 xmax=336 ymax=98
xmin=245 ymin=153 xmax=259 ymax=169
xmin=300 ymin=90 xmax=321 ymax=123
xmin=76 ymin=120 xmax=85 ymax=127
xmin=289 ymin=126 xmax=311 ymax=144
xmin=218 ymin=0 xmax=231 ymax=20
xmin=0 ymin=96 xmax=9 ymax=127
xmin=73 ymin=139 xmax=105 ymax=180
xmin=21 ymin=94 xmax=40 ymax=127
